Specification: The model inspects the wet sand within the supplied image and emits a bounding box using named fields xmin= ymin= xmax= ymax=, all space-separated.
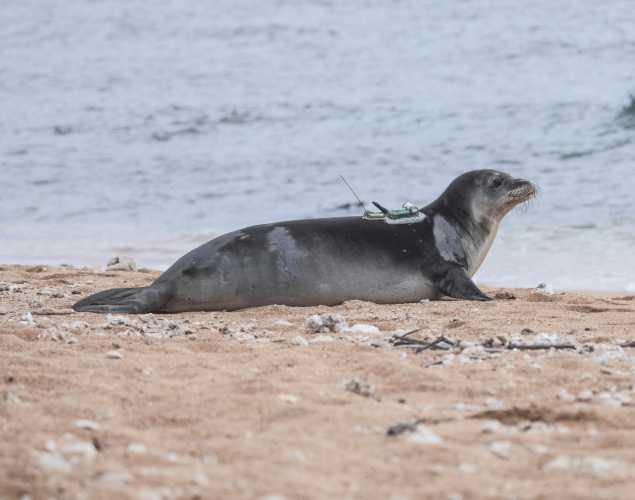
xmin=2 ymin=264 xmax=635 ymax=499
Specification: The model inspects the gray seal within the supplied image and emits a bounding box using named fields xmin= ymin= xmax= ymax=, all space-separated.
xmin=73 ymin=169 xmax=535 ymax=313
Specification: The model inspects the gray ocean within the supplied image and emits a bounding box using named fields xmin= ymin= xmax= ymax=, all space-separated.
xmin=1 ymin=0 xmax=634 ymax=290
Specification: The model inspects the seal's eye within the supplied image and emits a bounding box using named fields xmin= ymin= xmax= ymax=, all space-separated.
xmin=490 ymin=177 xmax=503 ymax=188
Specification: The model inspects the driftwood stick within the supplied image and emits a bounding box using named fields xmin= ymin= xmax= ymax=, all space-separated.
xmin=415 ymin=335 xmax=456 ymax=353
xmin=397 ymin=328 xmax=421 ymax=339
xmin=506 ymin=343 xmax=576 ymax=351
xmin=391 ymin=333 xmax=456 ymax=352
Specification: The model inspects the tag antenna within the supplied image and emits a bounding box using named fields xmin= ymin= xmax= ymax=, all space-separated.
xmin=339 ymin=175 xmax=367 ymax=213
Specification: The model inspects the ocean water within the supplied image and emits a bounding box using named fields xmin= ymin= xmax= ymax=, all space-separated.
xmin=1 ymin=0 xmax=634 ymax=290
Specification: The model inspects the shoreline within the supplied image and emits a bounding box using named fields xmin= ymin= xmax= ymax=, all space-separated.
xmin=2 ymin=264 xmax=635 ymax=499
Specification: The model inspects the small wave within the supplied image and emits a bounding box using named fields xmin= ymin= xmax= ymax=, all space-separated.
xmin=31 ymin=178 xmax=60 ymax=186
xmin=218 ymin=109 xmax=254 ymax=125
xmin=329 ymin=201 xmax=365 ymax=212
xmin=151 ymin=127 xmax=201 ymax=142
xmin=559 ymin=137 xmax=631 ymax=160
xmin=559 ymin=150 xmax=594 ymax=160
xmin=617 ymin=94 xmax=635 ymax=128
xmin=53 ymin=125 xmax=73 ymax=136
xmin=493 ymin=159 xmax=522 ymax=166
xmin=618 ymin=94 xmax=635 ymax=117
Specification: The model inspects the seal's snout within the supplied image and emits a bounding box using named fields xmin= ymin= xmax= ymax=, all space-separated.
xmin=508 ymin=178 xmax=536 ymax=200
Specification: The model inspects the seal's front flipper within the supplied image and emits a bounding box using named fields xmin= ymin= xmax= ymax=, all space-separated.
xmin=436 ymin=267 xmax=492 ymax=301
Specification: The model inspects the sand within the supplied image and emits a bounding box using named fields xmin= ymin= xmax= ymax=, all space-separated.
xmin=2 ymin=264 xmax=635 ymax=500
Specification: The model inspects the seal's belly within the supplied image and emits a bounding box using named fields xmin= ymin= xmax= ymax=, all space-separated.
xmin=308 ymin=268 xmax=436 ymax=304
xmin=218 ymin=256 xmax=433 ymax=308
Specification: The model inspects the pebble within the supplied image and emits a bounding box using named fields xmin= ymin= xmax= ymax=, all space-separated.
xmin=26 ymin=265 xmax=48 ymax=273
xmin=37 ymin=451 xmax=71 ymax=473
xmin=279 ymin=394 xmax=299 ymax=404
xmin=106 ymin=314 xmax=129 ymax=326
xmin=529 ymin=444 xmax=552 ymax=454
xmin=96 ymin=470 xmax=132 ymax=485
xmin=454 ymin=402 xmax=480 ymax=413
xmin=485 ymin=398 xmax=505 ymax=409
xmin=592 ymin=344 xmax=626 ymax=366
xmin=100 ymin=314 xmax=193 ymax=338
xmin=40 ymin=434 xmax=98 ymax=470
xmin=20 ymin=312 xmax=36 ymax=326
xmin=287 ymin=450 xmax=306 ymax=462
xmin=69 ymin=320 xmax=88 ymax=331
xmin=544 ymin=455 xmax=622 ymax=477
xmin=37 ymin=327 xmax=77 ymax=343
xmin=598 ymin=391 xmax=631 ymax=407
xmin=481 ymin=420 xmax=503 ymax=434
xmin=457 ymin=345 xmax=491 ymax=363
xmin=305 ymin=314 xmax=347 ymax=333
xmin=407 ymin=426 xmax=443 ymax=445
xmin=37 ymin=287 xmax=64 ymax=298
xmin=60 ymin=438 xmax=98 ymax=460
xmin=557 ymin=389 xmax=575 ymax=402
xmin=544 ymin=455 xmax=572 ymax=471
xmin=576 ymin=389 xmax=594 ymax=402
xmin=309 ymin=334 xmax=335 ymax=343
xmin=343 ymin=379 xmax=376 ymax=398
xmin=106 ymin=350 xmax=123 ymax=360
xmin=192 ymin=471 xmax=210 ymax=487
xmin=534 ymin=283 xmax=555 ymax=295
xmin=137 ymin=488 xmax=165 ymax=500
xmin=346 ymin=323 xmax=380 ymax=334
xmin=106 ymin=256 xmax=138 ymax=272
xmin=4 ymin=390 xmax=22 ymax=404
xmin=458 ymin=463 xmax=478 ymax=475
xmin=489 ymin=441 xmax=512 ymax=460
xmin=587 ymin=457 xmax=617 ymax=476
xmin=1 ymin=282 xmax=26 ymax=293
xmin=290 ymin=335 xmax=309 ymax=346
xmin=73 ymin=419 xmax=100 ymax=430
xmin=127 ymin=443 xmax=148 ymax=454
xmin=440 ymin=354 xmax=455 ymax=366
xmin=273 ymin=319 xmax=293 ymax=326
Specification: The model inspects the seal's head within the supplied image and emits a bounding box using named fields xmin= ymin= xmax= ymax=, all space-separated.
xmin=432 ymin=169 xmax=536 ymax=225
xmin=425 ymin=169 xmax=536 ymax=277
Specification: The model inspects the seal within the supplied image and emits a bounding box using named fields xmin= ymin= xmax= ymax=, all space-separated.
xmin=73 ymin=169 xmax=535 ymax=313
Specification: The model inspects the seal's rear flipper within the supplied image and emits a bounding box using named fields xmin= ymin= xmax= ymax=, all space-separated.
xmin=72 ymin=285 xmax=170 ymax=314
xmin=436 ymin=267 xmax=492 ymax=301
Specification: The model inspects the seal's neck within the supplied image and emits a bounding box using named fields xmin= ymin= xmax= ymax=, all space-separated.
xmin=466 ymin=218 xmax=499 ymax=277
xmin=430 ymin=207 xmax=499 ymax=277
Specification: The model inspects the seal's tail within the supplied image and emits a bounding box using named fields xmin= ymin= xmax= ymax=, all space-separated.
xmin=72 ymin=284 xmax=170 ymax=314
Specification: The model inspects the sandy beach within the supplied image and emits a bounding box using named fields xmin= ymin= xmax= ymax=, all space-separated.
xmin=2 ymin=264 xmax=635 ymax=499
